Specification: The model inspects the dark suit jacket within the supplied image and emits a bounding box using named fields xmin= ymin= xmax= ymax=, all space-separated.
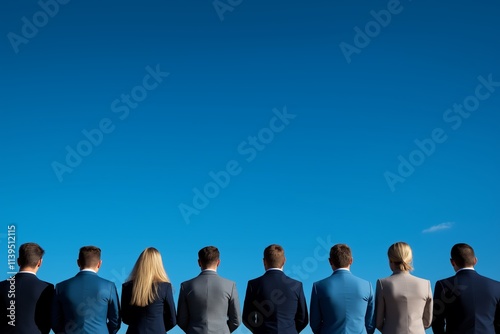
xmin=52 ymin=271 xmax=121 ymax=334
xmin=243 ymin=270 xmax=308 ymax=334
xmin=0 ymin=273 xmax=54 ymax=334
xmin=432 ymin=269 xmax=500 ymax=334
xmin=121 ymin=281 xmax=176 ymax=334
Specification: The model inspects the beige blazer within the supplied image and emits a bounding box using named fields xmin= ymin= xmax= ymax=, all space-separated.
xmin=375 ymin=271 xmax=432 ymax=334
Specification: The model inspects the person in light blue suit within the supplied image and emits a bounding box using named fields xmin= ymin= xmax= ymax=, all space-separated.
xmin=310 ymin=244 xmax=375 ymax=334
xmin=52 ymin=246 xmax=121 ymax=334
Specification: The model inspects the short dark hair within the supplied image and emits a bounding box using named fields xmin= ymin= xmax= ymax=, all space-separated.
xmin=330 ymin=244 xmax=352 ymax=268
xmin=451 ymin=243 xmax=476 ymax=268
xmin=264 ymin=244 xmax=285 ymax=268
xmin=78 ymin=246 xmax=101 ymax=268
xmin=198 ymin=246 xmax=219 ymax=268
xmin=18 ymin=243 xmax=45 ymax=268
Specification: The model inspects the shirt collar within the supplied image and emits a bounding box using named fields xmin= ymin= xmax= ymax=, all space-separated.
xmin=266 ymin=268 xmax=283 ymax=272
xmin=80 ymin=268 xmax=97 ymax=273
xmin=457 ymin=267 xmax=475 ymax=273
xmin=334 ymin=268 xmax=350 ymax=272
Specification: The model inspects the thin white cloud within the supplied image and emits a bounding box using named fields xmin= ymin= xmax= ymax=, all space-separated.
xmin=422 ymin=222 xmax=454 ymax=233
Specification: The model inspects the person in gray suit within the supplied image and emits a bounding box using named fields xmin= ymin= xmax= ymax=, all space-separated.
xmin=375 ymin=242 xmax=432 ymax=334
xmin=177 ymin=246 xmax=241 ymax=334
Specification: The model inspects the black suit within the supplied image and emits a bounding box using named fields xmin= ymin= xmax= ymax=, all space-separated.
xmin=432 ymin=269 xmax=500 ymax=334
xmin=243 ymin=270 xmax=308 ymax=334
xmin=0 ymin=273 xmax=54 ymax=334
xmin=121 ymin=281 xmax=176 ymax=333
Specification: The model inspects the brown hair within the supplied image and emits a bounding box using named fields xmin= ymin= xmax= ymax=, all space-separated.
xmin=78 ymin=246 xmax=101 ymax=268
xmin=198 ymin=246 xmax=220 ymax=268
xmin=264 ymin=244 xmax=285 ymax=268
xmin=18 ymin=243 xmax=45 ymax=268
xmin=330 ymin=244 xmax=352 ymax=268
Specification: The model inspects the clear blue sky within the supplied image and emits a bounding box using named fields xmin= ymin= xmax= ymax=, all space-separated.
xmin=1 ymin=0 xmax=499 ymax=333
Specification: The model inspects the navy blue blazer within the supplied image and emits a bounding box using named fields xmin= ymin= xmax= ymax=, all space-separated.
xmin=432 ymin=269 xmax=500 ymax=334
xmin=0 ymin=273 xmax=54 ymax=334
xmin=121 ymin=281 xmax=176 ymax=333
xmin=243 ymin=270 xmax=308 ymax=334
xmin=52 ymin=271 xmax=121 ymax=334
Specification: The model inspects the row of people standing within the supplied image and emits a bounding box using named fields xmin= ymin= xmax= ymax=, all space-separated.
xmin=1 ymin=242 xmax=500 ymax=333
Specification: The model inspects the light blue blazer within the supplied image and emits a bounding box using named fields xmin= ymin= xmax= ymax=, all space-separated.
xmin=310 ymin=270 xmax=375 ymax=334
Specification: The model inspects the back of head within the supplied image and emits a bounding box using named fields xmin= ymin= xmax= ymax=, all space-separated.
xmin=18 ymin=243 xmax=45 ymax=269
xmin=264 ymin=244 xmax=285 ymax=269
xmin=330 ymin=244 xmax=352 ymax=269
xmin=388 ymin=242 xmax=413 ymax=272
xmin=78 ymin=246 xmax=101 ymax=269
xmin=451 ymin=243 xmax=476 ymax=268
xmin=128 ymin=247 xmax=169 ymax=307
xmin=198 ymin=246 xmax=220 ymax=269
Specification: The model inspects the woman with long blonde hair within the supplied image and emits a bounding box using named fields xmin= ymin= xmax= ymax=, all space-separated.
xmin=375 ymin=242 xmax=433 ymax=334
xmin=121 ymin=247 xmax=176 ymax=333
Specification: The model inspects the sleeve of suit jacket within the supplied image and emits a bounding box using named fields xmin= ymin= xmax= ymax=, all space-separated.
xmin=375 ymin=279 xmax=385 ymax=332
xmin=423 ymin=280 xmax=433 ymax=329
xmin=295 ymin=281 xmax=309 ymax=333
xmin=365 ymin=282 xmax=376 ymax=334
xmin=51 ymin=285 xmax=65 ymax=334
xmin=242 ymin=281 xmax=257 ymax=333
xmin=163 ymin=283 xmax=177 ymax=332
xmin=228 ymin=281 xmax=241 ymax=333
xmin=37 ymin=283 xmax=55 ymax=334
xmin=176 ymin=282 xmax=189 ymax=333
xmin=496 ymin=300 xmax=500 ymax=334
xmin=309 ymin=283 xmax=321 ymax=334
xmin=431 ymin=280 xmax=446 ymax=334
xmin=107 ymin=282 xmax=121 ymax=334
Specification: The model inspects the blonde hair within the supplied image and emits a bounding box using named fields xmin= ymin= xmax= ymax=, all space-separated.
xmin=127 ymin=247 xmax=170 ymax=307
xmin=388 ymin=242 xmax=413 ymax=272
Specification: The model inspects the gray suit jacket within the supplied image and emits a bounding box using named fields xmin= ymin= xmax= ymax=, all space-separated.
xmin=375 ymin=271 xmax=432 ymax=334
xmin=177 ymin=270 xmax=241 ymax=334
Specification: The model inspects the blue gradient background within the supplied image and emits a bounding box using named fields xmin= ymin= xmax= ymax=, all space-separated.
xmin=1 ymin=0 xmax=500 ymax=333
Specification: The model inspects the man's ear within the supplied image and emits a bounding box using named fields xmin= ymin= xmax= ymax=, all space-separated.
xmin=77 ymin=259 xmax=81 ymax=268
xmin=37 ymin=258 xmax=43 ymax=268
xmin=216 ymin=259 xmax=221 ymax=267
xmin=96 ymin=260 xmax=102 ymax=269
xmin=473 ymin=257 xmax=478 ymax=266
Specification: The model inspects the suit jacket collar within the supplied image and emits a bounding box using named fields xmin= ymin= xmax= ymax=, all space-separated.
xmin=264 ymin=270 xmax=285 ymax=276
xmin=333 ymin=269 xmax=352 ymax=276
xmin=15 ymin=272 xmax=39 ymax=280
xmin=76 ymin=270 xmax=98 ymax=277
xmin=455 ymin=269 xmax=478 ymax=277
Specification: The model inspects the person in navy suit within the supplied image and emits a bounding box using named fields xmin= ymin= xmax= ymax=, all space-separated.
xmin=310 ymin=244 xmax=375 ymax=334
xmin=432 ymin=243 xmax=500 ymax=334
xmin=121 ymin=247 xmax=176 ymax=333
xmin=242 ymin=244 xmax=308 ymax=334
xmin=0 ymin=242 xmax=54 ymax=334
xmin=52 ymin=245 xmax=121 ymax=334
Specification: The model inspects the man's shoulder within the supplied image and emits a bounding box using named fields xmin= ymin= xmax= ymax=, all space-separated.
xmin=213 ymin=274 xmax=236 ymax=286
